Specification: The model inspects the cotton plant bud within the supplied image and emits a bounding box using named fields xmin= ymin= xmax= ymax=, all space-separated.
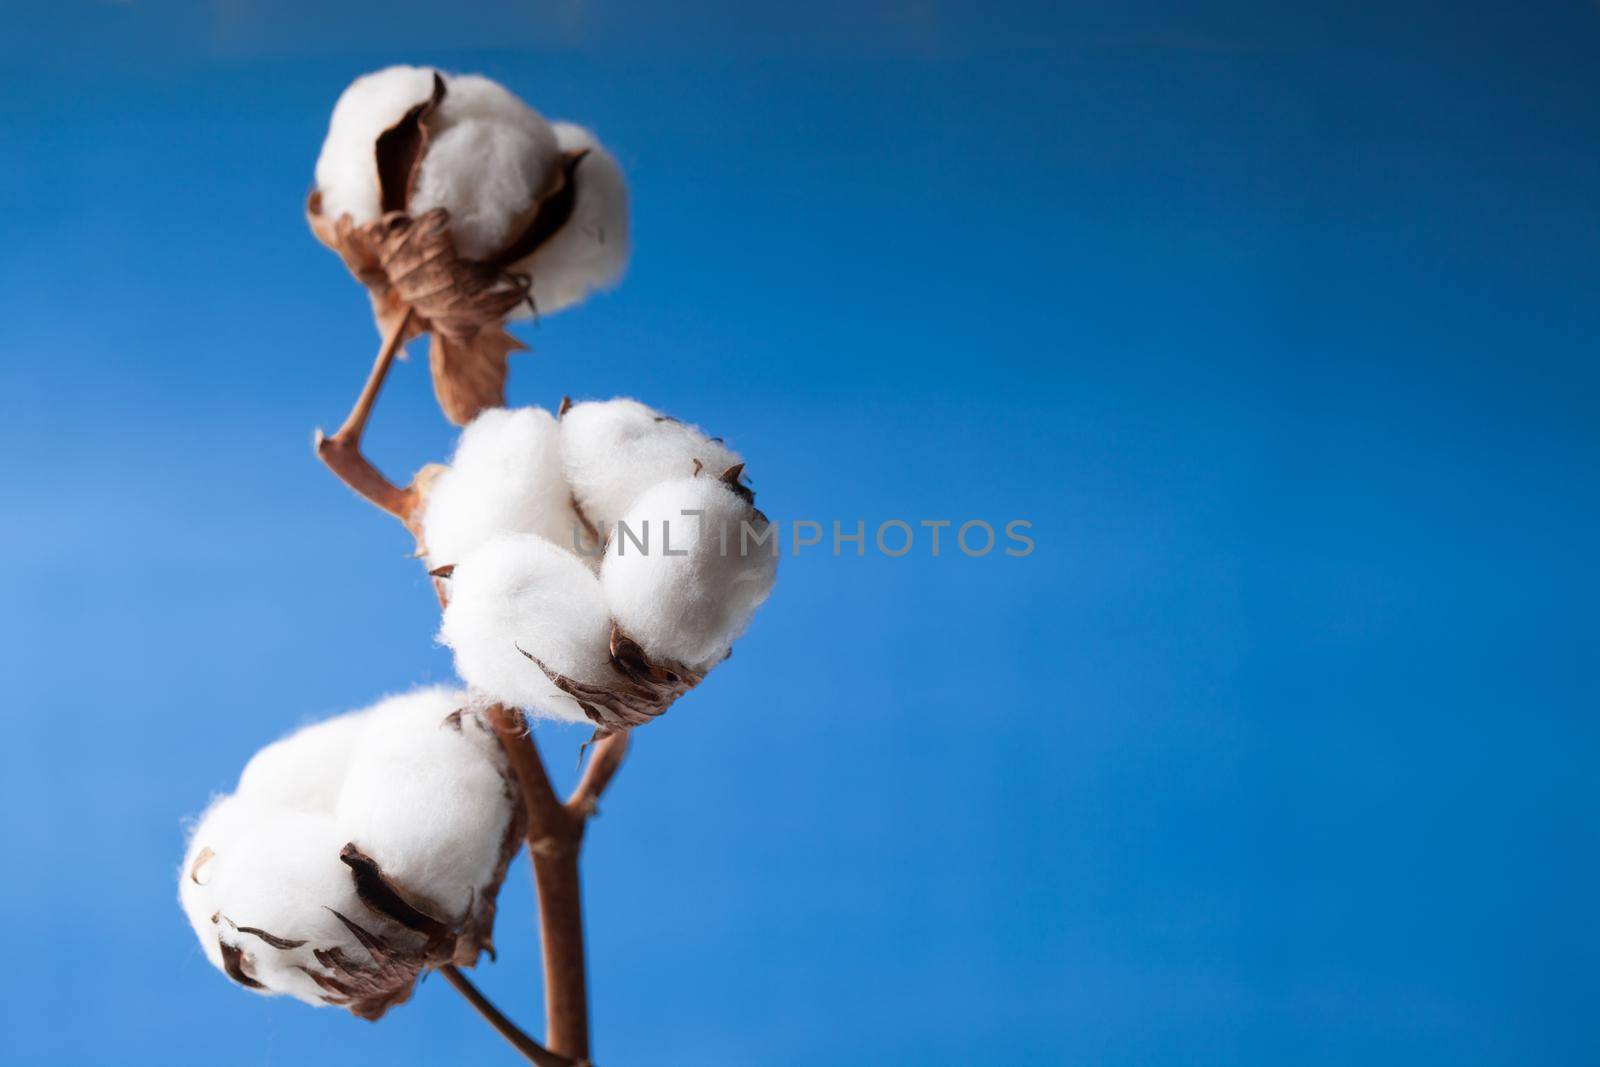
xmin=179 ymin=687 xmax=524 ymax=1020
xmin=308 ymin=66 xmax=631 ymax=425
xmin=601 ymin=475 xmax=777 ymax=673
xmin=419 ymin=406 xmax=582 ymax=567
xmin=560 ymin=398 xmax=743 ymax=532
xmin=437 ymin=534 xmax=617 ymax=725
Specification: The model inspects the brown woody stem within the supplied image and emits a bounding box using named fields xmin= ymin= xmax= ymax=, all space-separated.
xmin=487 ymin=707 xmax=629 ymax=1064
xmin=320 ymin=321 xmax=629 ymax=1062
xmin=315 ymin=310 xmax=419 ymax=523
xmin=439 ymin=964 xmax=574 ymax=1067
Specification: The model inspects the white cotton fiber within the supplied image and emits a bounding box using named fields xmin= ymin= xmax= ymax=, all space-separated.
xmin=234 ymin=707 xmax=373 ymax=816
xmin=183 ymin=800 xmax=385 ymax=1007
xmin=560 ymin=398 xmax=743 ymax=530
xmin=314 ymin=65 xmax=442 ymax=227
xmin=337 ymin=698 xmax=513 ymax=921
xmin=421 ymin=406 xmax=583 ymax=566
xmin=601 ymin=477 xmax=777 ymax=671
xmin=438 ymin=533 xmax=616 ymax=723
xmin=507 ymin=123 xmax=631 ymax=317
xmin=410 ymin=75 xmax=563 ymax=261
xmin=179 ymin=687 xmax=520 ymax=1015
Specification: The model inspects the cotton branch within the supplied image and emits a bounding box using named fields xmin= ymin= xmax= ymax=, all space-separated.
xmin=314 ymin=356 xmax=627 ymax=1063
xmin=314 ymin=310 xmax=422 ymax=525
xmin=440 ymin=965 xmax=574 ymax=1067
xmin=486 ymin=706 xmax=630 ymax=1063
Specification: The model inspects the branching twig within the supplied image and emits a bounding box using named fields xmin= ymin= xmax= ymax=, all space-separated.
xmin=439 ymin=964 xmax=574 ymax=1067
xmin=315 ymin=310 xmax=421 ymax=524
xmin=485 ymin=708 xmax=629 ymax=1063
xmin=315 ymin=344 xmax=627 ymax=1063
xmin=569 ymin=732 xmax=629 ymax=820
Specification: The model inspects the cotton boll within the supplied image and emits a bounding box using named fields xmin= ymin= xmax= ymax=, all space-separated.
xmin=439 ymin=534 xmax=615 ymax=723
xmin=337 ymin=701 xmax=515 ymax=925
xmin=182 ymin=798 xmax=395 ymax=1007
xmin=601 ymin=477 xmax=778 ymax=672
xmin=411 ymin=79 xmax=562 ymax=261
xmin=314 ymin=65 xmax=441 ymax=227
xmin=421 ymin=407 xmax=584 ymax=566
xmin=235 ymin=708 xmax=372 ymax=815
xmin=508 ymin=123 xmax=631 ymax=317
xmin=208 ymin=810 xmax=389 ymax=1006
xmin=179 ymin=686 xmax=519 ymax=1017
xmin=314 ymin=67 xmax=564 ymax=263
xmin=560 ymin=398 xmax=743 ymax=529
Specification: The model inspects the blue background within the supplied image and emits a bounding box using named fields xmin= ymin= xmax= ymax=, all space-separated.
xmin=2 ymin=2 xmax=1596 ymax=1064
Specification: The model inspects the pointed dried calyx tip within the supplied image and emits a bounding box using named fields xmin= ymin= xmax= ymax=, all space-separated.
xmin=516 ymin=624 xmax=704 ymax=735
xmin=558 ymin=395 xmax=573 ymax=418
xmin=374 ymin=71 xmax=446 ymax=214
xmin=718 ymin=463 xmax=755 ymax=504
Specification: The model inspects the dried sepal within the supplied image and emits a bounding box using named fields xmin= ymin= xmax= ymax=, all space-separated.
xmin=224 ymin=918 xmax=308 ymax=950
xmin=374 ymin=72 xmax=445 ymax=214
xmin=429 ymin=326 xmax=524 ymax=427
xmin=302 ymin=910 xmax=429 ymax=1020
xmin=220 ymin=941 xmax=266 ymax=989
xmin=519 ymin=623 xmax=704 ymax=735
xmin=331 ymin=208 xmax=530 ymax=424
xmin=487 ymin=148 xmax=589 ymax=270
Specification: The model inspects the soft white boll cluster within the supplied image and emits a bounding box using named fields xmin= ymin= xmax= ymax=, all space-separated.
xmin=179 ymin=687 xmax=520 ymax=1017
xmin=313 ymin=65 xmax=629 ymax=315
xmin=427 ymin=399 xmax=776 ymax=726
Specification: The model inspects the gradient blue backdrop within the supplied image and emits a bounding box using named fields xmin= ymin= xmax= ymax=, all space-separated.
xmin=2 ymin=2 xmax=1596 ymax=1064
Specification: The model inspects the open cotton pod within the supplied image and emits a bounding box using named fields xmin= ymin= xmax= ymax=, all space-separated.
xmin=601 ymin=475 xmax=778 ymax=673
xmin=559 ymin=398 xmax=743 ymax=532
xmin=179 ymin=688 xmax=524 ymax=1020
xmin=308 ymin=66 xmax=630 ymax=425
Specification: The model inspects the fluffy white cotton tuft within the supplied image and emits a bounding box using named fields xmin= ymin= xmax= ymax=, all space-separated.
xmin=438 ymin=534 xmax=615 ymax=722
xmin=313 ymin=65 xmax=441 ymax=227
xmin=601 ymin=477 xmax=778 ymax=671
xmin=182 ymin=798 xmax=386 ymax=1007
xmin=421 ymin=406 xmax=583 ymax=566
xmin=560 ymin=398 xmax=743 ymax=530
xmin=234 ymin=707 xmax=373 ymax=816
xmin=337 ymin=696 xmax=514 ymax=920
xmin=410 ymin=75 xmax=563 ymax=260
xmin=179 ymin=687 xmax=519 ymax=1015
xmin=508 ymin=123 xmax=631 ymax=317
